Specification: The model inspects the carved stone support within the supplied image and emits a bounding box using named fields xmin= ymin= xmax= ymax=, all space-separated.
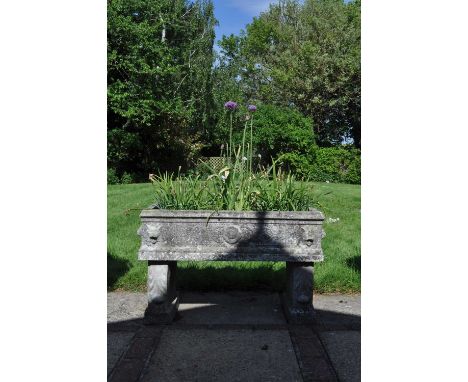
xmin=137 ymin=210 xmax=325 ymax=325
xmin=282 ymin=262 xmax=315 ymax=324
xmin=145 ymin=261 xmax=179 ymax=324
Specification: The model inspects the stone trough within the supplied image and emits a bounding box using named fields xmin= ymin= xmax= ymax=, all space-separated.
xmin=137 ymin=209 xmax=325 ymax=324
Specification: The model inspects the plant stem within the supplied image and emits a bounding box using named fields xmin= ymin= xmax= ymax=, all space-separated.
xmin=229 ymin=112 xmax=233 ymax=160
xmin=242 ymin=120 xmax=248 ymax=172
xmin=249 ymin=114 xmax=254 ymax=173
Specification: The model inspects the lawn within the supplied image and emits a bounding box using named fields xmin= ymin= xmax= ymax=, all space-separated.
xmin=108 ymin=182 xmax=360 ymax=293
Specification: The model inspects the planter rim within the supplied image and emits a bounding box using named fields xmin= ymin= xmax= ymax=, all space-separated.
xmin=140 ymin=208 xmax=324 ymax=221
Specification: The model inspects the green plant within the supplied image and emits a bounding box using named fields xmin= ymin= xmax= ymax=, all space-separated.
xmin=215 ymin=0 xmax=360 ymax=146
xmin=151 ymin=172 xmax=211 ymax=210
xmin=151 ymin=161 xmax=319 ymax=212
xmin=107 ymin=168 xmax=120 ymax=185
xmin=108 ymin=0 xmax=217 ymax=175
xmin=309 ymin=147 xmax=361 ymax=184
xmin=227 ymin=104 xmax=316 ymax=165
xmin=120 ymin=172 xmax=133 ymax=184
xmin=276 ymin=152 xmax=313 ymax=180
xmin=150 ymin=103 xmax=320 ymax=212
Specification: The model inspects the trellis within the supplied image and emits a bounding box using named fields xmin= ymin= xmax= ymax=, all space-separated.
xmin=199 ymin=157 xmax=227 ymax=172
xmin=199 ymin=156 xmax=262 ymax=173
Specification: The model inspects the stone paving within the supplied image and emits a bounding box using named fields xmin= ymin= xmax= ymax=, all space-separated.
xmin=108 ymin=292 xmax=360 ymax=382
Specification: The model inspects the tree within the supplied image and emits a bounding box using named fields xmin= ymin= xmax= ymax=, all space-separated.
xmin=214 ymin=0 xmax=361 ymax=147
xmin=107 ymin=0 xmax=217 ymax=177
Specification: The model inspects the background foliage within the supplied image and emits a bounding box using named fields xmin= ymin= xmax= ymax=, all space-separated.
xmin=108 ymin=0 xmax=216 ymax=180
xmin=107 ymin=0 xmax=360 ymax=183
xmin=215 ymin=0 xmax=360 ymax=148
xmin=309 ymin=146 xmax=361 ymax=184
xmin=276 ymin=146 xmax=361 ymax=184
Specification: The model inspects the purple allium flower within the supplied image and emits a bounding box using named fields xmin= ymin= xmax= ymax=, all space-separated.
xmin=248 ymin=104 xmax=257 ymax=112
xmin=224 ymin=101 xmax=237 ymax=110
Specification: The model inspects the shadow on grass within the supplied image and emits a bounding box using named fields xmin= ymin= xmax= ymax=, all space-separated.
xmin=108 ymin=252 xmax=131 ymax=288
xmin=176 ymin=263 xmax=286 ymax=292
xmin=346 ymin=255 xmax=361 ymax=273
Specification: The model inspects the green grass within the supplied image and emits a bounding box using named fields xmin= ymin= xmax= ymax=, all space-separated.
xmin=108 ymin=182 xmax=360 ymax=293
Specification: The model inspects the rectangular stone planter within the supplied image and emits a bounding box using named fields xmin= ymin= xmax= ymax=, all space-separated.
xmin=137 ymin=209 xmax=325 ymax=324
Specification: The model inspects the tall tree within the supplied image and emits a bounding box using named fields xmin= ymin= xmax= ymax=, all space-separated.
xmin=214 ymin=0 xmax=360 ymax=147
xmin=107 ymin=0 xmax=217 ymax=177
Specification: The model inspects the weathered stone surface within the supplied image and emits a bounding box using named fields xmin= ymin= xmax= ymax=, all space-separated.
xmin=289 ymin=326 xmax=338 ymax=381
xmin=314 ymin=294 xmax=361 ymax=331
xmin=107 ymin=292 xmax=361 ymax=381
xmin=145 ymin=261 xmax=179 ymax=323
xmin=320 ymin=331 xmax=361 ymax=382
xmin=107 ymin=292 xmax=147 ymax=324
xmin=138 ymin=210 xmax=325 ymax=262
xmin=147 ymin=261 xmax=177 ymax=304
xmin=109 ymin=358 xmax=146 ymax=382
xmin=145 ymin=296 xmax=179 ymax=324
xmin=137 ymin=209 xmax=325 ymax=324
xmin=107 ymin=332 xmax=136 ymax=377
xmin=140 ymin=329 xmax=302 ymax=382
xmin=176 ymin=291 xmax=286 ymax=325
xmin=313 ymin=294 xmax=361 ymax=316
xmin=282 ymin=262 xmax=316 ymax=323
xmin=124 ymin=337 xmax=157 ymax=360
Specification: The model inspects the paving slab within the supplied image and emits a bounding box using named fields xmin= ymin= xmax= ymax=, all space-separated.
xmin=107 ymin=292 xmax=147 ymax=323
xmin=289 ymin=326 xmax=338 ymax=381
xmin=141 ymin=328 xmax=301 ymax=382
xmin=320 ymin=331 xmax=361 ymax=382
xmin=176 ymin=291 xmax=286 ymax=325
xmin=107 ymin=331 xmax=136 ymax=377
xmin=313 ymin=294 xmax=361 ymax=330
xmin=313 ymin=294 xmax=360 ymax=316
xmin=107 ymin=292 xmax=361 ymax=382
xmin=107 ymin=292 xmax=361 ymax=325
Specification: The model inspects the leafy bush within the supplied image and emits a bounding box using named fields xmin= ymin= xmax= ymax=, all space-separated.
xmin=274 ymin=147 xmax=361 ymax=184
xmin=226 ymin=104 xmax=315 ymax=164
xmin=107 ymin=0 xmax=216 ymax=175
xmin=276 ymin=152 xmax=312 ymax=180
xmin=108 ymin=168 xmax=135 ymax=185
xmin=107 ymin=168 xmax=120 ymax=185
xmin=120 ymin=172 xmax=134 ymax=184
xmin=249 ymin=104 xmax=316 ymax=162
xmin=309 ymin=147 xmax=361 ymax=184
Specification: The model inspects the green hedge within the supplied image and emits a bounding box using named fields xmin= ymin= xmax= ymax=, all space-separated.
xmin=107 ymin=168 xmax=135 ymax=185
xmin=277 ymin=146 xmax=360 ymax=184
xmin=309 ymin=147 xmax=360 ymax=184
xmin=230 ymin=104 xmax=316 ymax=162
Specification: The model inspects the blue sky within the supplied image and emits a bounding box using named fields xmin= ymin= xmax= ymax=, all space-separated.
xmin=212 ymin=0 xmax=351 ymax=47
xmin=212 ymin=0 xmax=278 ymax=47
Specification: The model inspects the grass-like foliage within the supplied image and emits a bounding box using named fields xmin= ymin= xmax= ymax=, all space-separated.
xmin=150 ymin=103 xmax=320 ymax=211
xmin=151 ymin=165 xmax=319 ymax=211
